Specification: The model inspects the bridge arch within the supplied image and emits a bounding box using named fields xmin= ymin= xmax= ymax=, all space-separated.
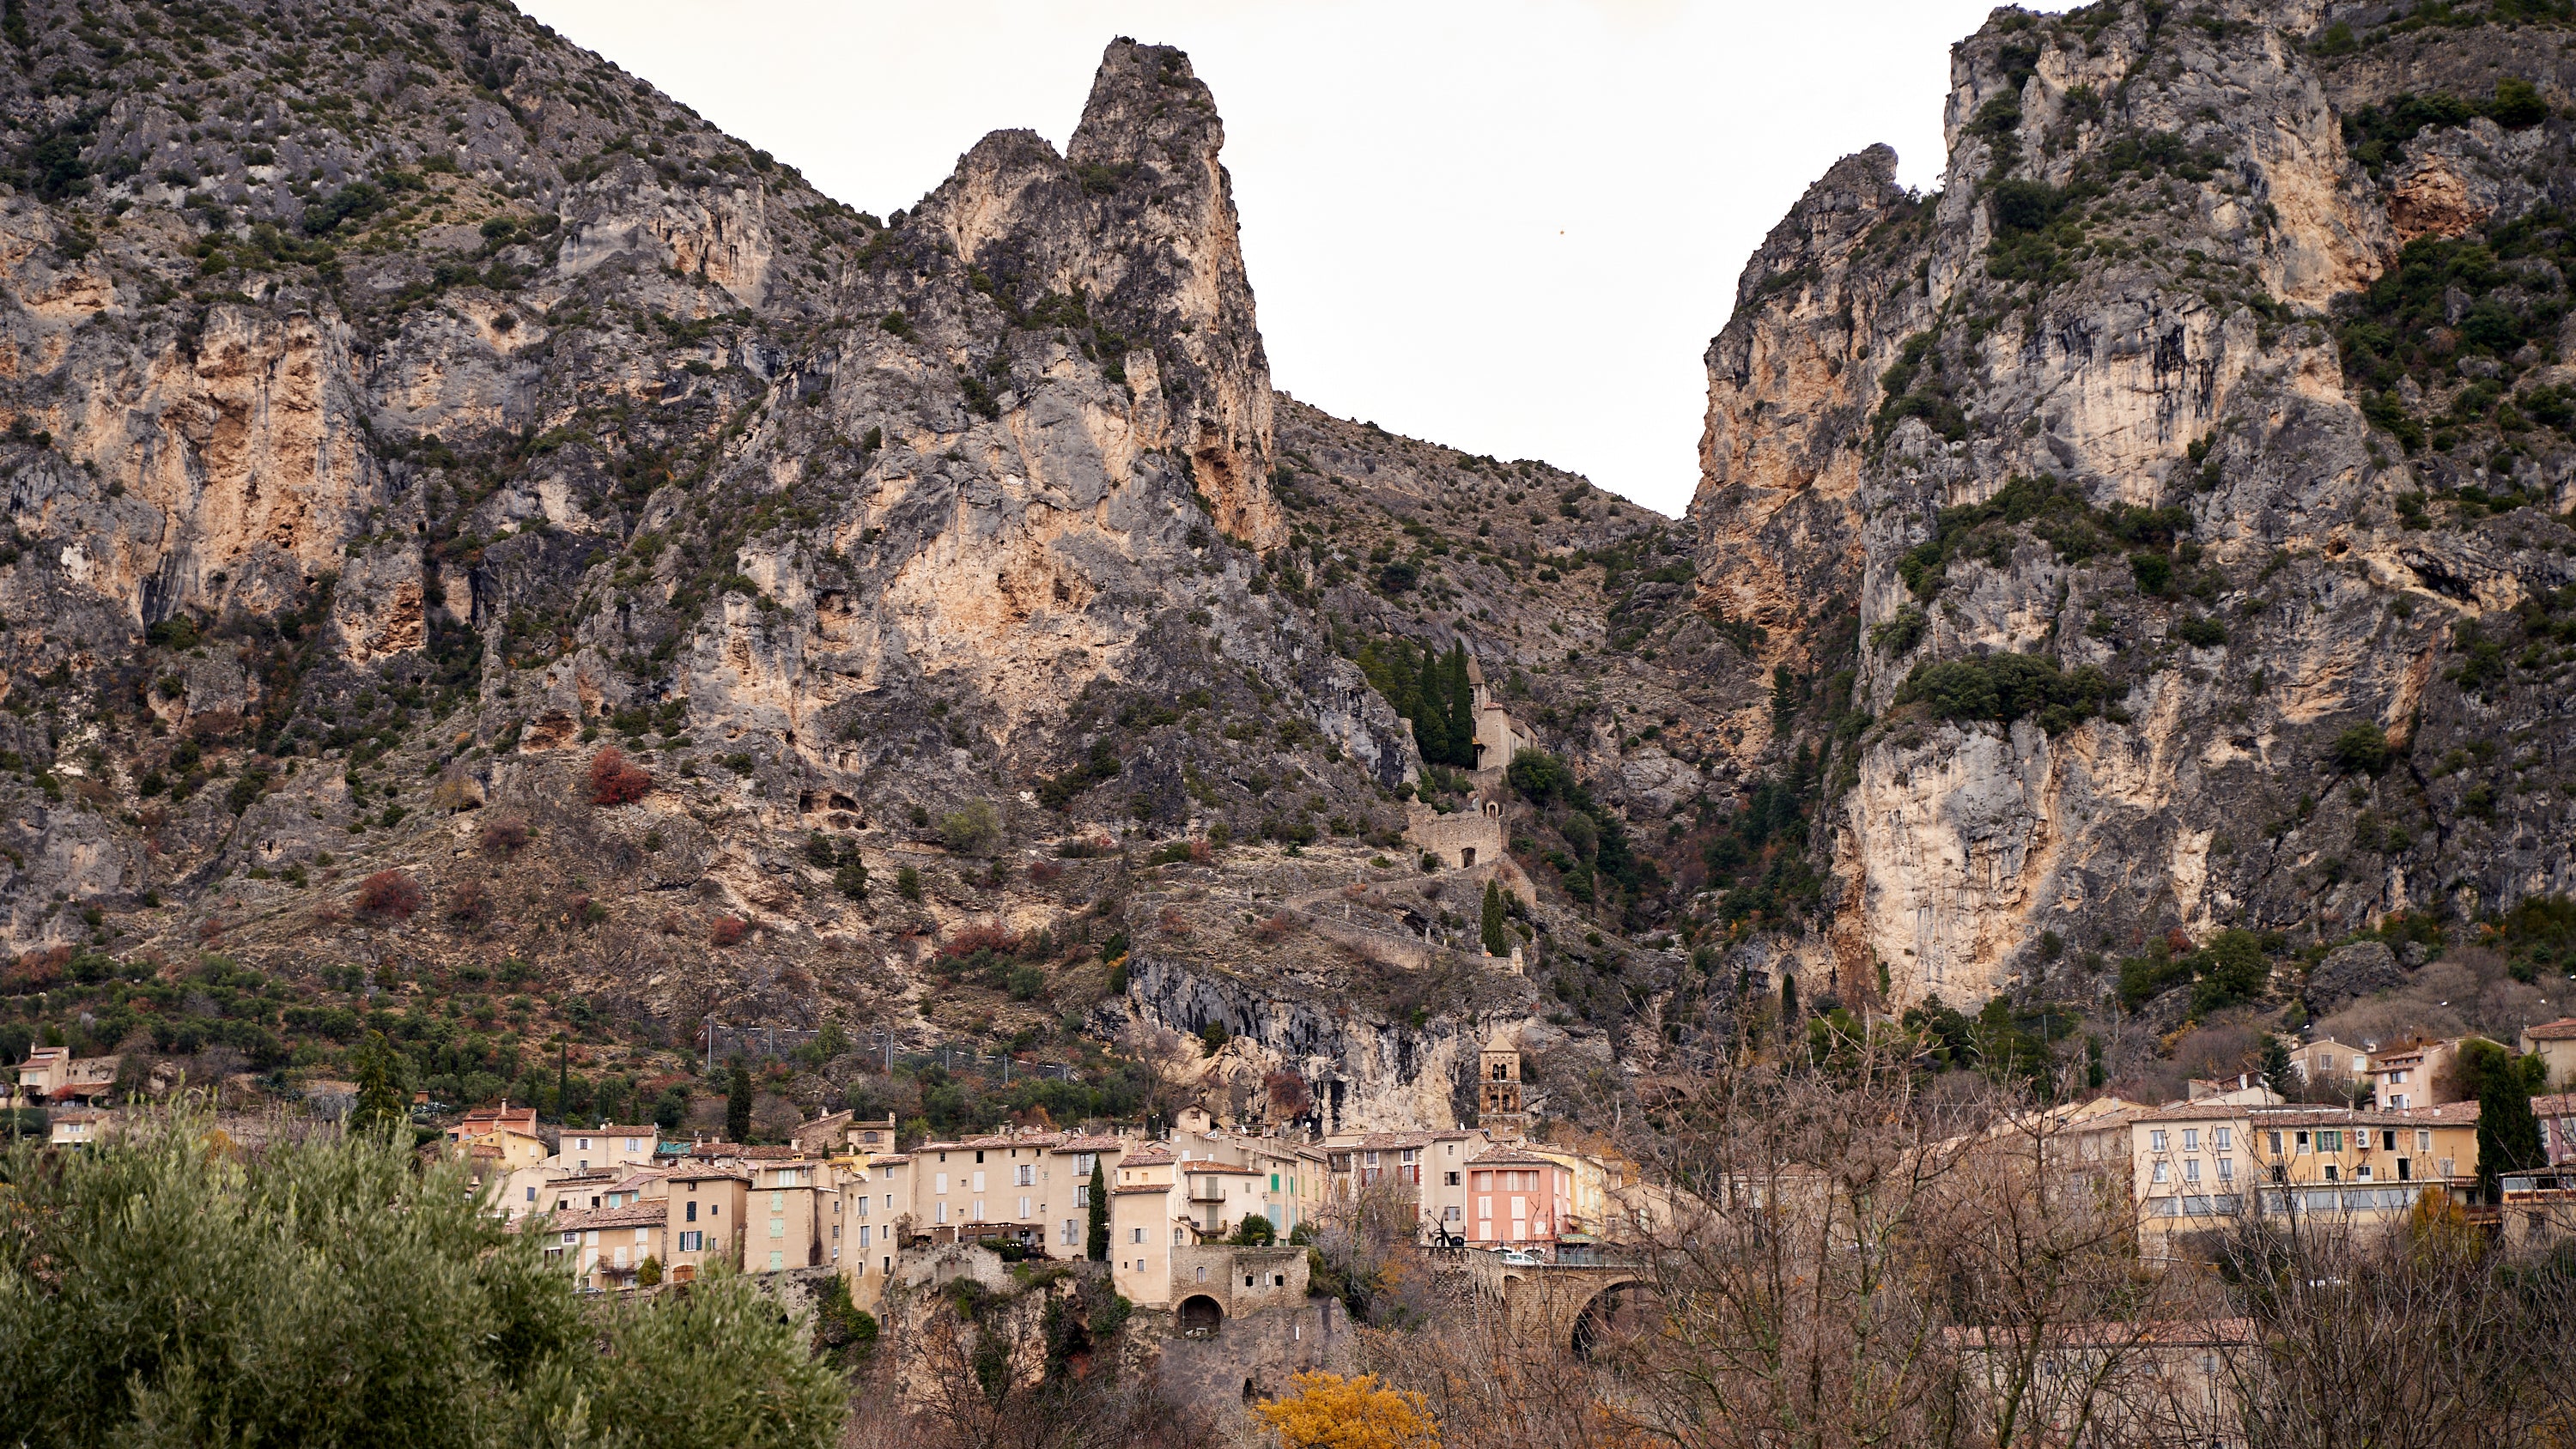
xmin=1569 ymin=1278 xmax=1649 ymax=1360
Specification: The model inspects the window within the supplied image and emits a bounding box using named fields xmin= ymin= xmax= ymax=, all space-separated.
xmin=2267 ymin=1131 xmax=2283 ymax=1155
xmin=2318 ymin=1131 xmax=2341 ymax=1152
xmin=972 ymin=1200 xmax=984 ymax=1221
xmin=972 ymin=1172 xmax=987 ymax=1194
xmin=562 ymin=1231 xmax=579 ymax=1246
xmin=1074 ymin=1153 xmax=1096 ymax=1175
xmin=2184 ymin=1159 xmax=2201 ymax=1183
xmin=769 ymin=1252 xmax=783 ymax=1270
xmin=2217 ymin=1159 xmax=2234 ymax=1183
xmin=1444 ymin=1171 xmax=1460 ymax=1186
xmin=770 ymin=1191 xmax=785 ymax=1211
xmin=935 ymin=1203 xmax=948 ymax=1225
xmin=2215 ymin=1127 xmax=2231 ymax=1152
xmin=577 ymin=1138 xmax=590 ymax=1151
xmin=2419 ymin=1131 xmax=2433 ymax=1152
xmin=859 ymin=1225 xmax=871 ymax=1248
xmin=2295 ymin=1132 xmax=2311 ymax=1153
xmin=2324 ymin=1165 xmax=2339 ymax=1182
xmin=686 ymin=1201 xmax=698 ymax=1222
xmin=1075 ymin=1183 xmax=1091 ymax=1208
xmin=2152 ymin=1162 xmax=2169 ymax=1185
xmin=1016 ymin=1165 xmax=1035 ymax=1187
xmin=627 ymin=1138 xmax=640 ymax=1152
xmin=769 ymin=1218 xmax=784 ymax=1238
xmin=1063 ymin=1220 xmax=1078 ymax=1246
xmin=1018 ymin=1196 xmax=1031 ymax=1218
xmin=526 ymin=1186 xmax=536 ymax=1203
xmin=935 ymin=1173 xmax=948 ymax=1194
xmin=1196 ymin=1266 xmax=1208 ymax=1283
xmin=1132 ymin=1228 xmax=1145 ymax=1245
xmin=679 ymin=1230 xmax=702 ymax=1252
xmin=2182 ymin=1129 xmax=2199 ymax=1152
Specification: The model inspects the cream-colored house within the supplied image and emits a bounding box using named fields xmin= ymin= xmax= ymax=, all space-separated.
xmin=548 ymin=1203 xmax=665 ymax=1290
xmin=663 ymin=1167 xmax=748 ymax=1281
xmin=2134 ymin=1101 xmax=2480 ymax=1248
xmin=2519 ymin=1019 xmax=2576 ymax=1090
xmin=2287 ymin=1038 xmax=2372 ymax=1091
xmin=1109 ymin=1144 xmax=1185 ymax=1307
xmin=552 ymin=1122 xmax=659 ymax=1176
xmin=17 ymin=1047 xmax=119 ymax=1104
xmin=48 ymin=1105 xmax=113 ymax=1147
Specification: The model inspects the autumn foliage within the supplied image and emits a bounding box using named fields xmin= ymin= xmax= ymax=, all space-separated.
xmin=1254 ymin=1372 xmax=1440 ymax=1449
xmin=587 ymin=747 xmax=652 ymax=807
xmin=709 ymin=917 xmax=749 ymax=947
xmin=354 ymin=870 xmax=424 ymax=921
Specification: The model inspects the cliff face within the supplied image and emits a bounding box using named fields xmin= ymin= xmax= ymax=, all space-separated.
xmin=0 ymin=0 xmax=1718 ymax=1128
xmin=1693 ymin=0 xmax=2576 ymax=1011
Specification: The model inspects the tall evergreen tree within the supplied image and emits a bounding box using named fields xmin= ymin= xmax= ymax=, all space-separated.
xmin=1480 ymin=879 xmax=1509 ymax=957
xmin=349 ymin=1032 xmax=409 ymax=1139
xmin=726 ymin=1061 xmax=753 ymax=1143
xmin=1086 ymin=1158 xmax=1109 ymax=1261
xmin=2259 ymin=1036 xmax=2295 ymax=1098
xmin=1443 ymin=642 xmax=1479 ymax=767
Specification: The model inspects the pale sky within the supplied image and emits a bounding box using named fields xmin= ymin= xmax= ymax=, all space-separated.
xmin=517 ymin=2 xmax=2057 ymax=518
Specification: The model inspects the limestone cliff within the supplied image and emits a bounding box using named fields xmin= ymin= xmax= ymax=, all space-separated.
xmin=1692 ymin=0 xmax=2576 ymax=1023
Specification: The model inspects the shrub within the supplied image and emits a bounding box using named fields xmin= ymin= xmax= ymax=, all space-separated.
xmin=353 ymin=871 xmax=423 ymax=922
xmin=896 ymin=867 xmax=922 ymax=901
xmin=2173 ymin=615 xmax=2227 ymax=648
xmin=709 ymin=917 xmax=749 ymax=947
xmin=587 ymin=747 xmax=651 ymax=807
xmin=833 ymin=860 xmax=869 ymax=900
xmin=2330 ymin=723 xmax=2394 ymax=776
xmin=477 ymin=815 xmax=530 ymax=856
xmin=2129 ymin=551 xmax=2173 ymax=594
xmin=938 ymin=800 xmax=999 ymax=855
xmin=442 ymin=881 xmax=491 ymax=927
xmin=1894 ymin=652 xmax=2112 ymax=733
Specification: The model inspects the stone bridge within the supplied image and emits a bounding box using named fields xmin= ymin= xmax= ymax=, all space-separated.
xmin=1460 ymin=1249 xmax=1651 ymax=1356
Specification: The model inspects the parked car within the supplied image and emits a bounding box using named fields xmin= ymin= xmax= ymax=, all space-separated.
xmin=1497 ymin=1249 xmax=1546 ymax=1267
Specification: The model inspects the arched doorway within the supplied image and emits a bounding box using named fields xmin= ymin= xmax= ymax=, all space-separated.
xmin=1179 ymin=1294 xmax=1224 ymax=1338
xmin=1571 ymin=1281 xmax=1648 ymax=1361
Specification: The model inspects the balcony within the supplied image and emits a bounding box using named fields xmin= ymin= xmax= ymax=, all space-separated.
xmin=1187 ymin=1180 xmax=1230 ymax=1203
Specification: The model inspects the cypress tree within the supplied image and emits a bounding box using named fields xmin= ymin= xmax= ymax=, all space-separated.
xmin=349 ymin=1032 xmax=408 ymax=1139
xmin=1443 ymin=642 xmax=1478 ymax=767
xmin=726 ymin=1061 xmax=753 ymax=1143
xmin=1480 ymin=879 xmax=1509 ymax=957
xmin=1779 ymin=972 xmax=1799 ymax=1029
xmin=1086 ymin=1158 xmax=1109 ymax=1261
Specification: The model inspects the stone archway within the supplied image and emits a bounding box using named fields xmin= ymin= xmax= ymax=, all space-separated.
xmin=1179 ymin=1294 xmax=1224 ymax=1338
xmin=1570 ymin=1280 xmax=1648 ymax=1360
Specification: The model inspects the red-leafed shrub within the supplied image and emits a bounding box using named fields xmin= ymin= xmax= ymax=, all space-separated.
xmin=478 ymin=814 xmax=531 ymax=856
xmin=709 ymin=916 xmax=749 ymax=947
xmin=2 ymin=948 xmax=67 ymax=993
xmin=938 ymin=921 xmax=1019 ymax=959
xmin=444 ymin=880 xmax=492 ymax=926
xmin=587 ymin=747 xmax=652 ymax=807
xmin=1026 ymin=859 xmax=1064 ymax=885
xmin=355 ymin=870 xmax=425 ymax=921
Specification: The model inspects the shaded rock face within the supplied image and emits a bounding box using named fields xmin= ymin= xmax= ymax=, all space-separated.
xmin=1694 ymin=1 xmax=2576 ymax=1009
xmin=2307 ymin=937 xmax=2403 ymax=1018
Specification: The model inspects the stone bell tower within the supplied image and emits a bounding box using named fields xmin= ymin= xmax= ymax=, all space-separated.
xmin=1478 ymin=1028 xmax=1527 ymax=1139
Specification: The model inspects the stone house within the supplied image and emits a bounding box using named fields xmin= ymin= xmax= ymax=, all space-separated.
xmin=548 ymin=1202 xmax=665 ymax=1289
xmin=664 ymin=1167 xmax=749 ymax=1281
xmin=1462 ymin=1146 xmax=1572 ymax=1248
xmin=15 ymin=1046 xmax=119 ymax=1104
xmin=2518 ymin=1019 xmax=2576 ymax=1090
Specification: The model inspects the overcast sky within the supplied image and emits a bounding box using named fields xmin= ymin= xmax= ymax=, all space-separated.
xmin=516 ymin=2 xmax=2056 ymax=518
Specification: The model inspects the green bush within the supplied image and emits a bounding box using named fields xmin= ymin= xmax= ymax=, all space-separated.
xmin=0 ymin=1108 xmax=842 ymax=1449
xmin=1894 ymin=652 xmax=2112 ymax=733
xmin=2330 ymin=723 xmax=2394 ymax=776
xmin=939 ymin=800 xmax=1000 ymax=855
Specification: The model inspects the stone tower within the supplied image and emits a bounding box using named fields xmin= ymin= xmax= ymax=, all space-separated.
xmin=1478 ymin=1028 xmax=1526 ymax=1139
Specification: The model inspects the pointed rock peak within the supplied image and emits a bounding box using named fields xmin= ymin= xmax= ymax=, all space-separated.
xmin=1069 ymin=39 xmax=1221 ymax=170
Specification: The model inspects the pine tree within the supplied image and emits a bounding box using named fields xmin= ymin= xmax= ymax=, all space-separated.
xmin=349 ymin=1032 xmax=409 ymax=1139
xmin=1086 ymin=1158 xmax=1109 ymax=1261
xmin=1480 ymin=879 xmax=1509 ymax=957
xmin=726 ymin=1061 xmax=753 ymax=1143
xmin=2476 ymin=1063 xmax=2544 ymax=1203
xmin=2259 ymin=1037 xmax=2294 ymax=1097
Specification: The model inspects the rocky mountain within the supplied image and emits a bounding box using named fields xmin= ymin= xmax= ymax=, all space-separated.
xmin=9 ymin=0 xmax=2573 ymax=1126
xmin=1693 ymin=0 xmax=2576 ymax=1056
xmin=0 ymin=0 xmax=1735 ymax=1125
